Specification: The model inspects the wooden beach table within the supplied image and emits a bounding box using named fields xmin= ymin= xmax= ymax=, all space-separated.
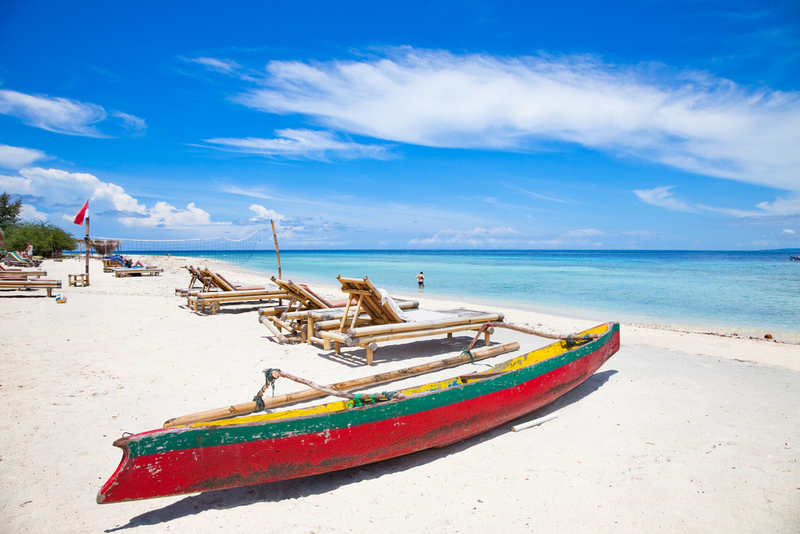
xmin=68 ymin=273 xmax=89 ymax=286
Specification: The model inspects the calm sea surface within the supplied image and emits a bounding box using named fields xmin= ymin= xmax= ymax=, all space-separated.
xmin=178 ymin=250 xmax=800 ymax=336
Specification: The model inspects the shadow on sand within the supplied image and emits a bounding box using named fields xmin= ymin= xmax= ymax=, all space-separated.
xmin=105 ymin=369 xmax=617 ymax=532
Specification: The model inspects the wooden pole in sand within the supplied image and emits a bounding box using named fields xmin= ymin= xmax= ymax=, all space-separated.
xmin=271 ymin=219 xmax=281 ymax=279
xmin=163 ymin=341 xmax=520 ymax=427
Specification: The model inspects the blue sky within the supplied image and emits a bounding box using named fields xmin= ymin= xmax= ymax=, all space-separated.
xmin=0 ymin=1 xmax=798 ymax=250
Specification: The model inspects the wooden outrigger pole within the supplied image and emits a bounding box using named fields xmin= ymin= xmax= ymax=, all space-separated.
xmin=271 ymin=219 xmax=281 ymax=279
xmin=163 ymin=341 xmax=520 ymax=427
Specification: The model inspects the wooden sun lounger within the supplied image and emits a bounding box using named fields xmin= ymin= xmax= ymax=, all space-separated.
xmin=256 ymin=277 xmax=356 ymax=343
xmin=175 ymin=265 xmax=213 ymax=296
xmin=188 ymin=288 xmax=288 ymax=315
xmin=0 ymin=278 xmax=62 ymax=297
xmin=114 ymin=267 xmax=164 ymax=277
xmin=102 ymin=258 xmax=124 ymax=272
xmin=0 ymin=269 xmax=47 ymax=278
xmin=317 ymin=275 xmax=504 ymax=365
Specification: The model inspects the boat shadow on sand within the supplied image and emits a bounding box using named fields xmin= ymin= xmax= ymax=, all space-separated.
xmin=105 ymin=368 xmax=617 ymax=532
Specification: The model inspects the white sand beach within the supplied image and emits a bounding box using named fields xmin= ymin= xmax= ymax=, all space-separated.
xmin=1 ymin=255 xmax=798 ymax=533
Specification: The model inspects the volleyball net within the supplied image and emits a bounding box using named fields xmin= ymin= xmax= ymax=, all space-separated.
xmin=90 ymin=230 xmax=262 ymax=265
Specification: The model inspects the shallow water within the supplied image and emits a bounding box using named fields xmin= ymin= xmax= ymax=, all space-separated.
xmin=178 ymin=249 xmax=800 ymax=336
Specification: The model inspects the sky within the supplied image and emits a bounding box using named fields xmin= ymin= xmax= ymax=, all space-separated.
xmin=0 ymin=1 xmax=798 ymax=250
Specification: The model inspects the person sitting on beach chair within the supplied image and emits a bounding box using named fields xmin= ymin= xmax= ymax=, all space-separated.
xmin=22 ymin=242 xmax=34 ymax=260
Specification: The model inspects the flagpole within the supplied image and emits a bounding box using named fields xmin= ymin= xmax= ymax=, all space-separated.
xmin=84 ymin=215 xmax=90 ymax=286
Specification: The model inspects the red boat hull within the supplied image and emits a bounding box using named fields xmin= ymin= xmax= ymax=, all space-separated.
xmin=98 ymin=323 xmax=619 ymax=503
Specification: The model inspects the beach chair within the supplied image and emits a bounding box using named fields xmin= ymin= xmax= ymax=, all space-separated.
xmin=0 ymin=264 xmax=47 ymax=278
xmin=114 ymin=267 xmax=164 ymax=277
xmin=257 ymin=277 xmax=357 ymax=343
xmin=4 ymin=251 xmax=41 ymax=268
xmin=0 ymin=278 xmax=62 ymax=297
xmin=185 ymin=271 xmax=286 ymax=314
xmin=317 ymin=275 xmax=504 ymax=365
xmin=102 ymin=258 xmax=124 ymax=272
xmin=175 ymin=265 xmax=213 ymax=297
xmin=260 ymin=277 xmax=419 ymax=345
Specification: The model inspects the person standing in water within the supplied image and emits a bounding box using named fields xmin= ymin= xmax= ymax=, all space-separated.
xmin=416 ymin=271 xmax=425 ymax=289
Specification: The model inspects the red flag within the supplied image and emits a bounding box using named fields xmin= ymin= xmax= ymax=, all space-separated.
xmin=73 ymin=200 xmax=89 ymax=225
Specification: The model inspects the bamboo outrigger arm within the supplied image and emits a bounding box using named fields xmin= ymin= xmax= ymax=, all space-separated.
xmin=163 ymin=341 xmax=520 ymax=428
xmin=466 ymin=322 xmax=601 ymax=352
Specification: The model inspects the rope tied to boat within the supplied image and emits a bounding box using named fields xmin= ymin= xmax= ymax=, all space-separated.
xmin=252 ymin=368 xmax=281 ymax=412
xmin=461 ymin=349 xmax=476 ymax=362
xmin=564 ymin=334 xmax=594 ymax=348
xmin=346 ymin=390 xmax=403 ymax=408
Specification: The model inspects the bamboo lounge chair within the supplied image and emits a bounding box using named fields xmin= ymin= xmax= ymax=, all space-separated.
xmin=0 ymin=278 xmax=62 ymax=297
xmin=102 ymin=258 xmax=124 ymax=272
xmin=0 ymin=264 xmax=47 ymax=278
xmin=317 ymin=275 xmax=504 ymax=365
xmin=257 ymin=277 xmax=361 ymax=344
xmin=175 ymin=265 xmax=213 ymax=297
xmin=187 ymin=272 xmax=286 ymax=314
xmin=114 ymin=267 xmax=164 ymax=277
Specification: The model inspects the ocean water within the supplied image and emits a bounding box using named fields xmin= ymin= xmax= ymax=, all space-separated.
xmin=183 ymin=250 xmax=800 ymax=337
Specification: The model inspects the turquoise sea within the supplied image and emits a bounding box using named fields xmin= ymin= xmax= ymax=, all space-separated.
xmin=181 ymin=250 xmax=800 ymax=338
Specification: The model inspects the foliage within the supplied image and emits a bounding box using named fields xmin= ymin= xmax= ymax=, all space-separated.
xmin=4 ymin=221 xmax=78 ymax=258
xmin=0 ymin=192 xmax=23 ymax=228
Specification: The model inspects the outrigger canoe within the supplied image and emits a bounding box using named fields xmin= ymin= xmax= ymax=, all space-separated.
xmin=97 ymin=322 xmax=620 ymax=504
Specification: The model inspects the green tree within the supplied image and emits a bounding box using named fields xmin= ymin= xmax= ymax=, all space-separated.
xmin=4 ymin=221 xmax=77 ymax=258
xmin=0 ymin=192 xmax=23 ymax=228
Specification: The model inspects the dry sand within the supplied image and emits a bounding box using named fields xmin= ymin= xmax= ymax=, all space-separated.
xmin=1 ymin=255 xmax=798 ymax=533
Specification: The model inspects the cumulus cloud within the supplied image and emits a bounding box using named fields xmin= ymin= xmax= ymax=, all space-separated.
xmin=0 ymin=144 xmax=50 ymax=169
xmin=782 ymin=229 xmax=795 ymax=235
xmin=117 ymin=202 xmax=224 ymax=228
xmin=249 ymin=204 xmax=284 ymax=222
xmin=409 ymin=226 xmax=519 ymax=245
xmin=0 ymin=89 xmax=108 ymax=137
xmin=203 ymin=129 xmax=390 ymax=160
xmin=234 ymin=48 xmax=800 ymax=191
xmin=0 ymin=167 xmax=224 ymax=229
xmin=20 ymin=204 xmax=48 ymax=221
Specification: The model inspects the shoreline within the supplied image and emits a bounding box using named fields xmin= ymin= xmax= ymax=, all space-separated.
xmin=1 ymin=254 xmax=798 ymax=532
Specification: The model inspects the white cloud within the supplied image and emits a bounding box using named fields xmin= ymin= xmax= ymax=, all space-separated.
xmin=249 ymin=204 xmax=284 ymax=222
xmin=20 ymin=204 xmax=47 ymax=221
xmin=0 ymin=144 xmax=50 ymax=169
xmin=111 ymin=111 xmax=147 ymax=136
xmin=637 ymin=185 xmax=800 ymax=217
xmin=529 ymin=228 xmax=605 ymax=247
xmin=634 ymin=186 xmax=695 ymax=212
xmin=0 ymin=167 xmax=225 ymax=230
xmin=118 ymin=202 xmax=225 ymax=228
xmin=0 ymin=89 xmax=107 ymax=137
xmin=236 ymin=48 xmax=800 ymax=191
xmin=782 ymin=228 xmax=795 ymax=234
xmin=409 ymin=226 xmax=519 ymax=245
xmin=203 ymin=129 xmax=390 ymax=160
xmin=187 ymin=57 xmax=242 ymax=74
xmin=0 ymin=167 xmax=146 ymax=213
